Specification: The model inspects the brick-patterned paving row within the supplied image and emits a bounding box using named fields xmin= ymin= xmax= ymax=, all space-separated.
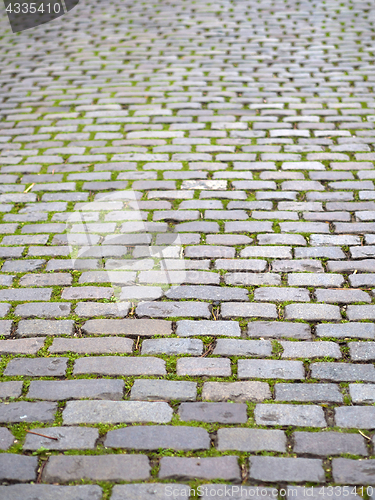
xmin=0 ymin=0 xmax=375 ymax=498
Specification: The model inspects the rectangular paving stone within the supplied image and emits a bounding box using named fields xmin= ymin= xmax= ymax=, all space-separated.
xmin=4 ymin=357 xmax=67 ymax=377
xmin=221 ymin=303 xmax=277 ymax=319
xmin=111 ymin=484 xmax=190 ymax=500
xmin=130 ymin=379 xmax=197 ymax=401
xmin=176 ymin=320 xmax=240 ymax=337
xmin=63 ymin=400 xmax=173 ymax=424
xmin=136 ymin=301 xmax=211 ymax=318
xmin=238 ymin=359 xmax=304 ymax=380
xmin=311 ymin=362 xmax=375 ymax=382
xmin=349 ymin=384 xmax=375 ymax=403
xmin=316 ymin=322 xmax=375 ymax=339
xmin=293 ymin=431 xmax=367 ymax=456
xmin=200 ymin=485 xmax=275 ymax=500
xmin=14 ymin=302 xmax=71 ymax=318
xmin=17 ymin=320 xmax=74 ymax=337
xmin=249 ymin=456 xmax=325 ymax=482
xmin=0 ymin=381 xmax=23 ymax=399
xmin=141 ymin=338 xmax=203 ymax=355
xmin=275 ymin=383 xmax=343 ymax=403
xmin=333 ymin=458 xmax=375 ymax=485
xmin=280 ymin=341 xmax=341 ymax=359
xmin=254 ymin=404 xmax=326 ymax=427
xmin=177 ymin=358 xmax=231 ymax=377
xmin=42 ymin=454 xmax=150 ymax=482
xmin=27 ymin=379 xmax=124 ymax=401
xmin=248 ymin=321 xmax=312 ymax=339
xmin=218 ymin=428 xmax=286 ymax=452
xmin=82 ymin=319 xmax=172 ymax=336
xmin=0 ymin=337 xmax=45 ymax=355
xmin=159 ymin=456 xmax=241 ymax=481
xmin=23 ymin=427 xmax=99 ymax=451
xmin=0 ymin=485 xmax=103 ymax=500
xmin=49 ymin=337 xmax=133 ymax=354
xmin=179 ymin=402 xmax=247 ymax=424
xmin=0 ymin=402 xmax=57 ymax=423
xmin=335 ymin=407 xmax=375 ymax=429
xmin=202 ymin=381 xmax=271 ymax=402
xmin=213 ymin=339 xmax=272 ymax=357
xmin=0 ymin=454 xmax=38 ymax=482
xmin=73 ymin=356 xmax=166 ymax=376
xmin=285 ymin=303 xmax=341 ymax=320
xmin=105 ymin=425 xmax=210 ymax=450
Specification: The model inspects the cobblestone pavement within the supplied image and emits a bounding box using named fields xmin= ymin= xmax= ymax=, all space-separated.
xmin=1 ymin=0 xmax=375 ymax=498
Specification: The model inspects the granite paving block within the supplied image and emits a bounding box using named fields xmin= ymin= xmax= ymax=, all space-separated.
xmin=0 ymin=485 xmax=103 ymax=500
xmin=159 ymin=456 xmax=241 ymax=481
xmin=27 ymin=379 xmax=124 ymax=401
xmin=255 ymin=404 xmax=326 ymax=427
xmin=73 ymin=356 xmax=166 ymax=376
xmin=63 ymin=401 xmax=173 ymax=424
xmin=218 ymin=428 xmax=286 ymax=452
xmin=179 ymin=402 xmax=247 ymax=424
xmin=4 ymin=357 xmax=67 ymax=377
xmin=105 ymin=425 xmax=210 ymax=450
xmin=249 ymin=456 xmax=325 ymax=482
xmin=0 ymin=454 xmax=38 ymax=482
xmin=130 ymin=379 xmax=197 ymax=401
xmin=202 ymin=381 xmax=271 ymax=402
xmin=0 ymin=402 xmax=57 ymax=423
xmin=293 ymin=431 xmax=367 ymax=456
xmin=42 ymin=454 xmax=150 ymax=482
xmin=23 ymin=427 xmax=99 ymax=451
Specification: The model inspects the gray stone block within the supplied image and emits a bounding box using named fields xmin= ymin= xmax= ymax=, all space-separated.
xmin=238 ymin=359 xmax=304 ymax=380
xmin=111 ymin=484 xmax=191 ymax=500
xmin=105 ymin=425 xmax=210 ymax=450
xmin=335 ymin=407 xmax=375 ymax=429
xmin=4 ymin=357 xmax=67 ymax=377
xmin=249 ymin=456 xmax=325 ymax=482
xmin=136 ymin=301 xmax=211 ymax=318
xmin=17 ymin=320 xmax=74 ymax=337
xmin=0 ymin=454 xmax=38 ymax=482
xmin=349 ymin=384 xmax=375 ymax=403
xmin=221 ymin=302 xmax=277 ymax=319
xmin=0 ymin=381 xmax=23 ymax=399
xmin=0 ymin=402 xmax=57 ymax=423
xmin=179 ymin=402 xmax=247 ymax=424
xmin=177 ymin=358 xmax=231 ymax=376
xmin=202 ymin=381 xmax=271 ymax=402
xmin=316 ymin=322 xmax=375 ymax=339
xmin=293 ymin=431 xmax=367 ymax=456
xmin=130 ymin=379 xmax=197 ymax=401
xmin=73 ymin=356 xmax=166 ymax=376
xmin=255 ymin=404 xmax=326 ymax=427
xmin=213 ymin=339 xmax=272 ymax=357
xmin=177 ymin=320 xmax=240 ymax=337
xmin=23 ymin=427 xmax=99 ymax=451
xmin=247 ymin=321 xmax=311 ymax=339
xmin=82 ymin=318 xmax=172 ymax=336
xmin=27 ymin=379 xmax=124 ymax=401
xmin=49 ymin=337 xmax=133 ymax=354
xmin=311 ymin=362 xmax=375 ymax=382
xmin=159 ymin=456 xmax=241 ymax=481
xmin=218 ymin=428 xmax=286 ymax=452
xmin=333 ymin=458 xmax=375 ymax=485
xmin=0 ymin=427 xmax=14 ymax=450
xmin=0 ymin=337 xmax=45 ymax=355
xmin=42 ymin=454 xmax=150 ymax=482
xmin=280 ymin=341 xmax=341 ymax=359
xmin=63 ymin=401 xmax=173 ymax=424
xmin=275 ymin=383 xmax=343 ymax=403
xmin=141 ymin=338 xmax=203 ymax=355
